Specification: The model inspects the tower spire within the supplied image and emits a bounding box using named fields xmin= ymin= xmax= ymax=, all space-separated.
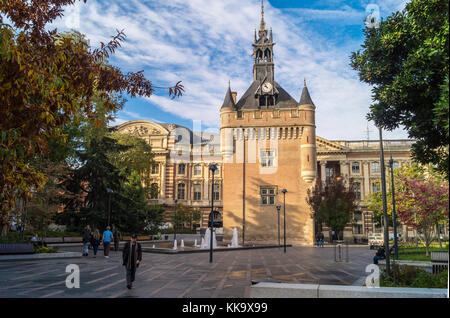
xmin=260 ymin=0 xmax=266 ymax=31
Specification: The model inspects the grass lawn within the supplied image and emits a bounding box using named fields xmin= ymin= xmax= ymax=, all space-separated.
xmin=397 ymin=253 xmax=431 ymax=261
xmin=396 ymin=245 xmax=448 ymax=261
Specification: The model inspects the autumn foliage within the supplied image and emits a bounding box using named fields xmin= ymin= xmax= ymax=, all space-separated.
xmin=0 ymin=0 xmax=183 ymax=226
xmin=395 ymin=176 xmax=449 ymax=255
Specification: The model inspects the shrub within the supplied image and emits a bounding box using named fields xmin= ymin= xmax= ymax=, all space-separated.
xmin=382 ymin=265 xmax=448 ymax=288
xmin=34 ymin=246 xmax=58 ymax=254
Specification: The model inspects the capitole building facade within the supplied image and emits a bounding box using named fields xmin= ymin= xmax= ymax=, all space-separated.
xmin=115 ymin=3 xmax=415 ymax=245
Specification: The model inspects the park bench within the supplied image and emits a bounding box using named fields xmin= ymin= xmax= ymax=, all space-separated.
xmin=63 ymin=237 xmax=83 ymax=243
xmin=431 ymin=251 xmax=448 ymax=274
xmin=43 ymin=237 xmax=63 ymax=244
xmin=0 ymin=243 xmax=35 ymax=254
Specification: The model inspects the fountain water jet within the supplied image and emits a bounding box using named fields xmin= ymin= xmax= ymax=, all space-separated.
xmin=201 ymin=228 xmax=217 ymax=249
xmin=180 ymin=239 xmax=184 ymax=248
xmin=231 ymin=227 xmax=240 ymax=248
xmin=173 ymin=239 xmax=177 ymax=250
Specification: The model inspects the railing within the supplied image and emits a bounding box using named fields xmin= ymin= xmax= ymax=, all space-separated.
xmin=332 ymin=139 xmax=415 ymax=149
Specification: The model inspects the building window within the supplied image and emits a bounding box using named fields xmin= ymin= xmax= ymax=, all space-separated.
xmin=352 ymin=162 xmax=360 ymax=174
xmin=150 ymin=183 xmax=159 ymax=199
xmin=260 ymin=187 xmax=276 ymax=205
xmin=194 ymin=165 xmax=202 ymax=176
xmin=151 ymin=164 xmax=159 ymax=175
xmin=372 ymin=182 xmax=380 ymax=193
xmin=371 ymin=162 xmax=379 ymax=174
xmin=178 ymin=164 xmax=185 ymax=175
xmin=213 ymin=184 xmax=220 ymax=200
xmin=352 ymin=182 xmax=361 ymax=200
xmin=177 ymin=183 xmax=185 ymax=200
xmin=260 ymin=150 xmax=275 ymax=167
xmin=354 ymin=210 xmax=362 ymax=221
xmin=354 ymin=224 xmax=363 ymax=234
xmin=237 ymin=111 xmax=243 ymax=119
xmin=326 ymin=167 xmax=334 ymax=179
xmin=193 ymin=184 xmax=201 ymax=201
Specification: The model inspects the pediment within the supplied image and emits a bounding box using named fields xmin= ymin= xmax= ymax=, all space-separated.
xmin=116 ymin=120 xmax=169 ymax=137
xmin=316 ymin=136 xmax=348 ymax=153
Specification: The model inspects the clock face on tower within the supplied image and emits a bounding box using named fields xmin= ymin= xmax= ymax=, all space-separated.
xmin=262 ymin=82 xmax=272 ymax=93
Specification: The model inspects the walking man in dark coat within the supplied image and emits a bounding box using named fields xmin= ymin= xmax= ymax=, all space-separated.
xmin=122 ymin=234 xmax=142 ymax=289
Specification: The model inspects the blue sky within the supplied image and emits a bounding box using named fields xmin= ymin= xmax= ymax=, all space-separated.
xmin=50 ymin=0 xmax=409 ymax=140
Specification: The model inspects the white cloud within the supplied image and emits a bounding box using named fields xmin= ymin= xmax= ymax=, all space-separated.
xmin=50 ymin=0 xmax=409 ymax=140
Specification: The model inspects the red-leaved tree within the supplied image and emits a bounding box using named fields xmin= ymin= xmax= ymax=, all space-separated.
xmin=395 ymin=177 xmax=449 ymax=255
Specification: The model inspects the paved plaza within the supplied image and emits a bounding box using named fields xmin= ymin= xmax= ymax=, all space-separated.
xmin=0 ymin=246 xmax=374 ymax=298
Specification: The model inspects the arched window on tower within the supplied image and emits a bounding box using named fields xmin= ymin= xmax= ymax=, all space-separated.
xmin=264 ymin=48 xmax=271 ymax=62
xmin=256 ymin=49 xmax=263 ymax=63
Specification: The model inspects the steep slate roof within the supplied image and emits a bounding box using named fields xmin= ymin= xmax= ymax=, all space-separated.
xmin=235 ymin=81 xmax=298 ymax=110
xmin=299 ymin=83 xmax=315 ymax=106
xmin=221 ymin=85 xmax=236 ymax=110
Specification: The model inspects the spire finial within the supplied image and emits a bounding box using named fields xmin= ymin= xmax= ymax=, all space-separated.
xmin=228 ymin=80 xmax=231 ymax=88
xmin=260 ymin=0 xmax=266 ymax=31
xmin=304 ymin=78 xmax=306 ymax=87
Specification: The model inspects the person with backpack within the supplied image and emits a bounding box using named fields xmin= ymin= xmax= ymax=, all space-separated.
xmin=102 ymin=226 xmax=114 ymax=258
xmin=113 ymin=228 xmax=121 ymax=252
xmin=81 ymin=225 xmax=92 ymax=256
xmin=91 ymin=229 xmax=101 ymax=258
xmin=122 ymin=234 xmax=142 ymax=289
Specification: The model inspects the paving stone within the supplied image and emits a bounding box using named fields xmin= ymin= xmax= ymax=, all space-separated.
xmin=0 ymin=246 xmax=374 ymax=298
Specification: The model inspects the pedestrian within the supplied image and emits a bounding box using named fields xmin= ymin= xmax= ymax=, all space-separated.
xmin=315 ymin=232 xmax=320 ymax=247
xmin=318 ymin=232 xmax=325 ymax=247
xmin=122 ymin=234 xmax=142 ymax=289
xmin=114 ymin=228 xmax=121 ymax=252
xmin=81 ymin=225 xmax=92 ymax=256
xmin=373 ymin=246 xmax=386 ymax=264
xmin=102 ymin=226 xmax=114 ymax=258
xmin=91 ymin=229 xmax=101 ymax=258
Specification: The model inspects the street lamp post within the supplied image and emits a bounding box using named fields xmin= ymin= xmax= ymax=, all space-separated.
xmin=174 ymin=199 xmax=178 ymax=241
xmin=209 ymin=164 xmax=218 ymax=263
xmin=378 ymin=126 xmax=391 ymax=277
xmin=389 ymin=154 xmax=399 ymax=260
xmin=107 ymin=189 xmax=113 ymax=227
xmin=276 ymin=204 xmax=281 ymax=246
xmin=281 ymin=189 xmax=287 ymax=253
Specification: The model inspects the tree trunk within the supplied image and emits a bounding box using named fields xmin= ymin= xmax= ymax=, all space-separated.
xmin=437 ymin=223 xmax=442 ymax=249
xmin=1 ymin=224 xmax=7 ymax=237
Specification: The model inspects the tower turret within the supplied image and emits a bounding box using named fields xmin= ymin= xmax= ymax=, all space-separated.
xmin=299 ymin=79 xmax=317 ymax=183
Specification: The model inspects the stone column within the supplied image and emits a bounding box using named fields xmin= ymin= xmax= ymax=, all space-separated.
xmin=160 ymin=162 xmax=166 ymax=198
xmin=363 ymin=161 xmax=370 ymax=199
xmin=339 ymin=160 xmax=349 ymax=181
xmin=320 ymin=161 xmax=327 ymax=185
xmin=204 ymin=164 xmax=209 ymax=200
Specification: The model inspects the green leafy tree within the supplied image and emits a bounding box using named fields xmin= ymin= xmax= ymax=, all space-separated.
xmin=108 ymin=131 xmax=154 ymax=196
xmin=350 ymin=0 xmax=449 ymax=179
xmin=306 ymin=178 xmax=357 ymax=240
xmin=172 ymin=205 xmax=201 ymax=232
xmin=114 ymin=171 xmax=149 ymax=234
xmin=0 ymin=0 xmax=183 ymax=232
xmin=145 ymin=204 xmax=165 ymax=234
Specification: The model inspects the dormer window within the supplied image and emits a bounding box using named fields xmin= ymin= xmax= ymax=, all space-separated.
xmin=259 ymin=95 xmax=275 ymax=107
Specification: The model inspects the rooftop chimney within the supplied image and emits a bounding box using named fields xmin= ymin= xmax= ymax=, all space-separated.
xmin=231 ymin=92 xmax=237 ymax=104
